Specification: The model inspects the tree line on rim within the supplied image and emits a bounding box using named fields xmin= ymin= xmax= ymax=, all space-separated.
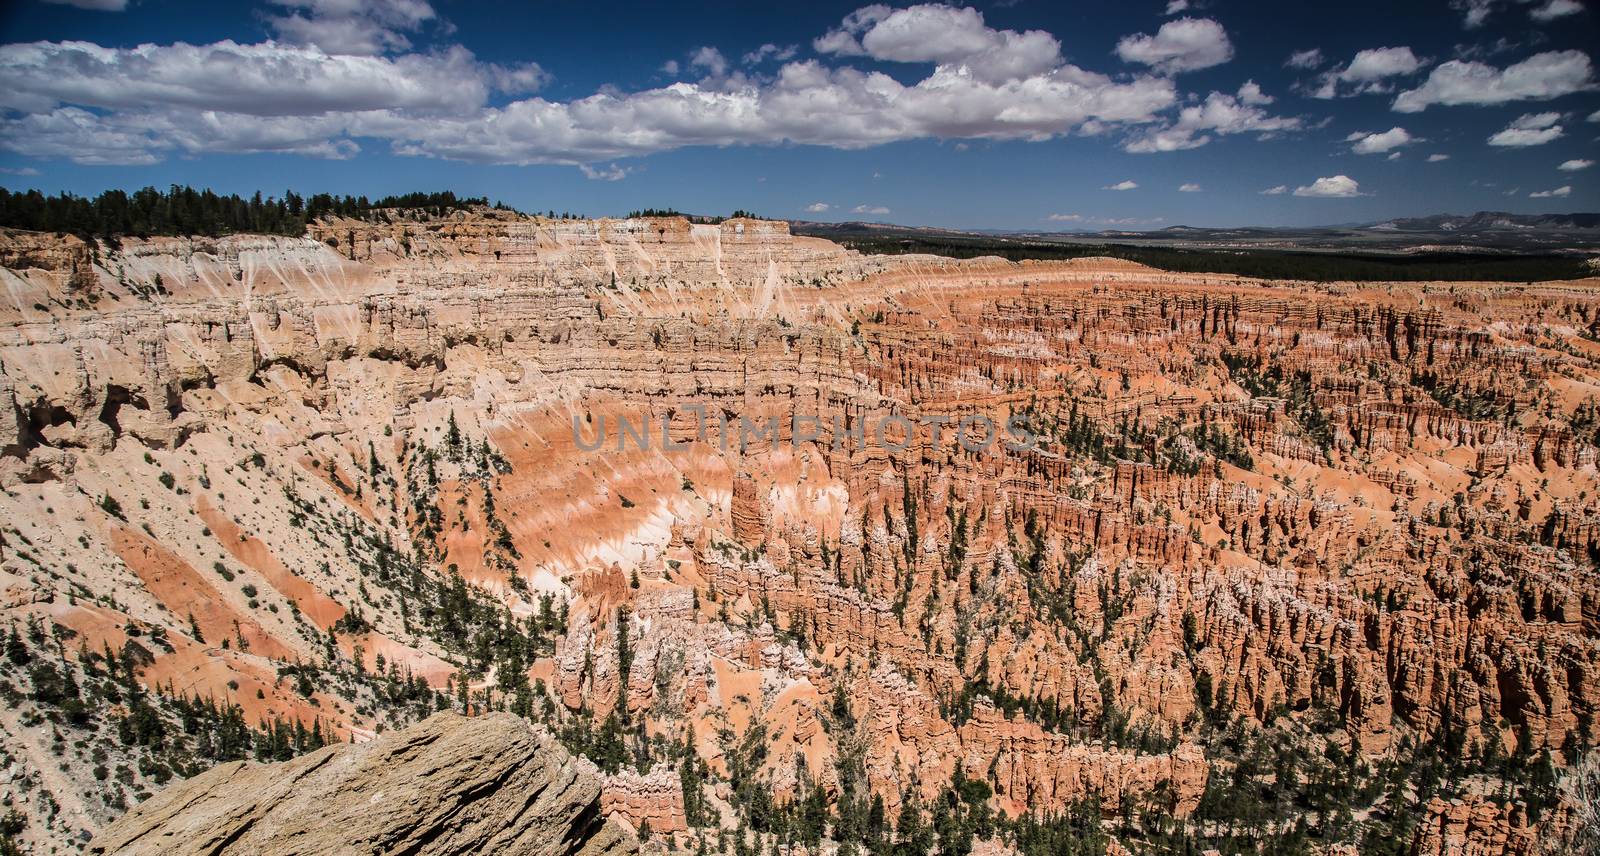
xmin=0 ymin=186 xmax=497 ymax=240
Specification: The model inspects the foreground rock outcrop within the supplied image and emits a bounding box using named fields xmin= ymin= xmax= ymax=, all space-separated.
xmin=88 ymin=711 xmax=637 ymax=856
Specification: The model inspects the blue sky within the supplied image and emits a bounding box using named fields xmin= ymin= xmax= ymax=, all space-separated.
xmin=0 ymin=0 xmax=1595 ymax=229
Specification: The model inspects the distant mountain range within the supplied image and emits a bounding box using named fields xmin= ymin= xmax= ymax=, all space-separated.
xmin=793 ymin=211 xmax=1600 ymax=254
xmin=1365 ymin=212 xmax=1600 ymax=233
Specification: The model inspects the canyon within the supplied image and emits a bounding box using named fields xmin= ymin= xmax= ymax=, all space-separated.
xmin=0 ymin=209 xmax=1597 ymax=855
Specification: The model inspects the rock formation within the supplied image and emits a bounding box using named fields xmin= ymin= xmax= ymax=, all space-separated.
xmin=1 ymin=210 xmax=1596 ymax=855
xmin=88 ymin=711 xmax=636 ymax=856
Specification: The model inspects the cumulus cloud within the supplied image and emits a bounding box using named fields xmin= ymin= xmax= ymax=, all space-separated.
xmin=0 ymin=37 xmax=1178 ymax=165
xmin=1487 ymin=111 xmax=1564 ymax=146
xmin=688 ymin=46 xmax=729 ymax=77
xmin=0 ymin=3 xmax=1296 ymax=167
xmin=1294 ymin=175 xmax=1363 ymax=197
xmin=1456 ymin=0 xmax=1588 ymax=26
xmin=0 ymin=40 xmax=502 ymax=116
xmin=0 ymin=166 xmax=41 ymax=175
xmin=578 ymin=163 xmax=630 ymax=181
xmin=1116 ymin=18 xmax=1233 ymax=74
xmin=1236 ymin=80 xmax=1273 ymax=105
xmin=1260 ymin=185 xmax=1289 ymax=194
xmin=1343 ymin=47 xmax=1425 ymax=82
xmin=0 ymin=105 xmax=367 ymax=164
xmin=1559 ymin=158 xmax=1594 ymax=170
xmin=1529 ymin=0 xmax=1585 ymax=22
xmin=1394 ymin=50 xmax=1594 ymax=111
xmin=1591 ymin=108 xmax=1600 ymax=121
xmin=1285 ymin=48 xmax=1323 ymax=70
xmin=812 ymin=5 xmax=890 ymax=56
xmin=41 ymin=0 xmax=126 ymax=9
xmin=1529 ymin=184 xmax=1572 ymax=197
xmin=1451 ymin=0 xmax=1498 ymax=28
xmin=804 ymin=202 xmax=832 ymax=212
xmin=267 ymin=0 xmax=440 ymax=56
xmin=1178 ymin=182 xmax=1202 ymax=191
xmin=815 ymin=4 xmax=1063 ymax=82
xmin=1047 ymin=213 xmax=1083 ymax=222
xmin=1307 ymin=47 xmax=1426 ymax=98
xmin=852 ymin=204 xmax=890 ymax=215
xmin=1123 ymin=88 xmax=1301 ymax=153
xmin=1347 ymin=126 xmax=1416 ymax=154
xmin=1164 ymin=0 xmax=1190 ymax=14
xmin=1103 ymin=180 xmax=1138 ymax=190
xmin=1428 ymin=153 xmax=1451 ymax=161
xmin=743 ymin=44 xmax=799 ymax=65
xmin=487 ymin=63 xmax=551 ymax=95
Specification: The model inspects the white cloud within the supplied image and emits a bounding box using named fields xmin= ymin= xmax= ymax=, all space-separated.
xmin=1559 ymin=158 xmax=1594 ymax=170
xmin=1347 ymin=126 xmax=1416 ymax=154
xmin=1294 ymin=175 xmax=1363 ymax=197
xmin=1047 ymin=213 xmax=1165 ymax=226
xmin=1591 ymin=108 xmax=1600 ymax=121
xmin=1342 ymin=47 xmax=1425 ymax=82
xmin=1104 ymin=179 xmax=1138 ymax=190
xmin=1261 ymin=184 xmax=1288 ymax=194
xmin=1487 ymin=111 xmax=1564 ymax=146
xmin=1178 ymin=182 xmax=1202 ymax=191
xmin=1452 ymin=0 xmax=1497 ymax=28
xmin=0 ymin=166 xmax=41 ymax=175
xmin=578 ymin=163 xmax=630 ymax=181
xmin=1394 ymin=50 xmax=1594 ymax=111
xmin=1386 ymin=151 xmax=1402 ymax=160
xmin=1529 ymin=185 xmax=1572 ymax=197
xmin=1427 ymin=153 xmax=1450 ymax=161
xmin=815 ymin=4 xmax=1063 ymax=83
xmin=1450 ymin=0 xmax=1586 ymax=29
xmin=688 ymin=46 xmax=729 ymax=77
xmin=40 ymin=0 xmax=126 ymax=9
xmin=267 ymin=0 xmax=440 ymax=56
xmin=1115 ymin=18 xmax=1234 ymax=74
xmin=487 ymin=63 xmax=550 ymax=95
xmin=0 ymin=3 xmax=1309 ymax=167
xmin=0 ymin=40 xmax=503 ymax=116
xmin=804 ymin=202 xmax=832 ymax=212
xmin=1123 ymin=89 xmax=1300 ymax=152
xmin=1308 ymin=47 xmax=1426 ymax=98
xmin=0 ymin=105 xmax=363 ymax=164
xmin=0 ymin=32 xmax=1180 ymax=165
xmin=1285 ymin=48 xmax=1323 ymax=70
xmin=1164 ymin=0 xmax=1190 ymax=14
xmin=660 ymin=59 xmax=680 ymax=76
xmin=1236 ymin=80 xmax=1273 ymax=105
xmin=852 ymin=204 xmax=890 ymax=215
xmin=811 ymin=5 xmax=892 ymax=56
xmin=743 ymin=44 xmax=799 ymax=65
xmin=1529 ymin=0 xmax=1585 ymax=22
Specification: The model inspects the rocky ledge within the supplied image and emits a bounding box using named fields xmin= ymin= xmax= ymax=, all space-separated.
xmin=88 ymin=711 xmax=637 ymax=856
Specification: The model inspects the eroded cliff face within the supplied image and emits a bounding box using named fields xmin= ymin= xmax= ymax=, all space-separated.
xmin=0 ymin=212 xmax=1596 ymax=855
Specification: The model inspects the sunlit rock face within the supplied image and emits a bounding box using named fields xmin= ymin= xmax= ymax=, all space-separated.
xmin=89 ymin=711 xmax=638 ymax=856
xmin=2 ymin=210 xmax=1597 ymax=854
